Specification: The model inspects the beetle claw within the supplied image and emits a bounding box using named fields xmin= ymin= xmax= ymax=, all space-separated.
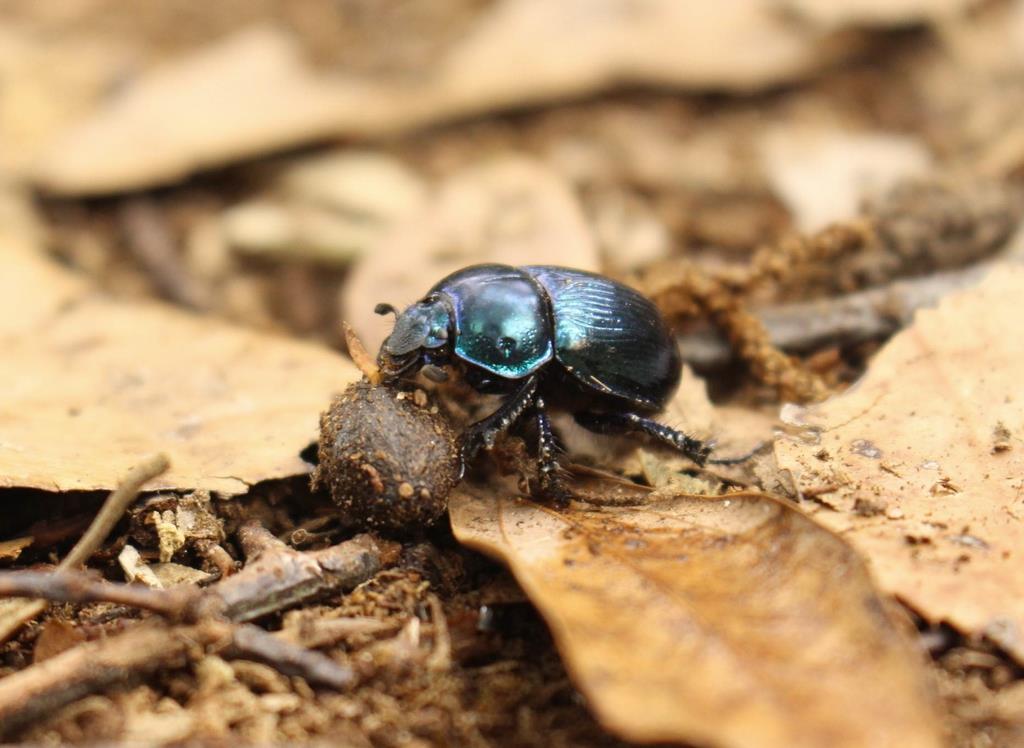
xmin=536 ymin=474 xmax=572 ymax=506
xmin=460 ymin=431 xmax=484 ymax=463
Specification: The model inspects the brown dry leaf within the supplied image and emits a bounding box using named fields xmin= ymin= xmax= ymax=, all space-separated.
xmin=32 ymin=619 xmax=87 ymax=663
xmin=344 ymin=156 xmax=600 ymax=354
xmin=781 ymin=0 xmax=975 ymax=28
xmin=450 ymin=480 xmax=941 ymax=747
xmin=30 ymin=26 xmax=349 ymax=196
xmin=0 ymin=251 xmax=358 ymax=495
xmin=0 ymin=537 xmax=32 ymax=563
xmin=0 ymin=22 xmax=134 ymax=177
xmin=775 ymin=264 xmax=1024 ymax=661
xmin=31 ymin=2 xmax=882 ymax=195
xmin=932 ymin=3 xmax=1024 ymax=177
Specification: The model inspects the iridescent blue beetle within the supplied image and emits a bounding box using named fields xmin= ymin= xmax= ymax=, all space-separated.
xmin=375 ymin=264 xmax=714 ymax=499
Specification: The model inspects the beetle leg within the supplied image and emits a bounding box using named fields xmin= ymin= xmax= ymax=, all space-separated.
xmin=533 ymin=397 xmax=570 ymax=504
xmin=573 ymin=411 xmax=712 ymax=467
xmin=461 ymin=374 xmax=539 ymax=465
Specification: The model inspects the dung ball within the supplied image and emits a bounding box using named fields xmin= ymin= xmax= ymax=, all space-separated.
xmin=312 ymin=380 xmax=461 ymax=531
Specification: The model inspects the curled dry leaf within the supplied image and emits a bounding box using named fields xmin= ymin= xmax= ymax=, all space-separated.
xmin=450 ymin=480 xmax=941 ymax=748
xmin=775 ymin=265 xmax=1024 ymax=661
xmin=0 ymin=252 xmax=358 ymax=495
xmin=344 ymin=156 xmax=600 ymax=354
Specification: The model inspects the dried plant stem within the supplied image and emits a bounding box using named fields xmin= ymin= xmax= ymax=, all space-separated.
xmin=746 ymin=222 xmax=874 ymax=290
xmin=62 ymin=454 xmax=171 ymax=569
xmin=228 ymin=623 xmax=356 ymax=689
xmin=343 ymin=321 xmax=382 ymax=384
xmin=653 ymin=258 xmax=833 ymax=402
xmin=424 ymin=594 xmax=452 ymax=672
xmin=652 ymin=177 xmax=1024 ymax=400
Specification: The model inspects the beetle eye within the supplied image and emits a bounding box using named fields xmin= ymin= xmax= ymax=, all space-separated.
xmin=423 ymin=326 xmax=448 ymax=348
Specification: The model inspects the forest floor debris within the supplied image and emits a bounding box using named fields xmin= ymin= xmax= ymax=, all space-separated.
xmin=2 ymin=2 xmax=1024 ymax=746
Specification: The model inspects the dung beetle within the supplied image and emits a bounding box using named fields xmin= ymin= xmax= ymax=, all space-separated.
xmin=375 ymin=264 xmax=724 ymax=499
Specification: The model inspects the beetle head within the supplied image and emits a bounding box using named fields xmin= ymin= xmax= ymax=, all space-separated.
xmin=376 ymin=299 xmax=452 ymax=380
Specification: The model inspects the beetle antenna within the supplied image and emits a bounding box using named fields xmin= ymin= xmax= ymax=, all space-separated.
xmin=374 ymin=303 xmax=398 ymax=318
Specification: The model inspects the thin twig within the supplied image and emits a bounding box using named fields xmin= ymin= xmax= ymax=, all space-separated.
xmin=0 ymin=620 xmax=221 ymax=738
xmin=227 ymin=623 xmax=356 ymax=689
xmin=0 ymin=616 xmax=358 ymax=739
xmin=424 ymin=594 xmax=451 ymax=672
xmin=119 ymin=197 xmax=210 ymax=309
xmin=218 ymin=522 xmax=394 ymax=622
xmin=197 ymin=541 xmax=237 ymax=578
xmin=63 ymin=454 xmax=171 ymax=569
xmin=0 ymin=453 xmax=170 ymax=643
xmin=0 ymin=571 xmax=191 ymax=619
